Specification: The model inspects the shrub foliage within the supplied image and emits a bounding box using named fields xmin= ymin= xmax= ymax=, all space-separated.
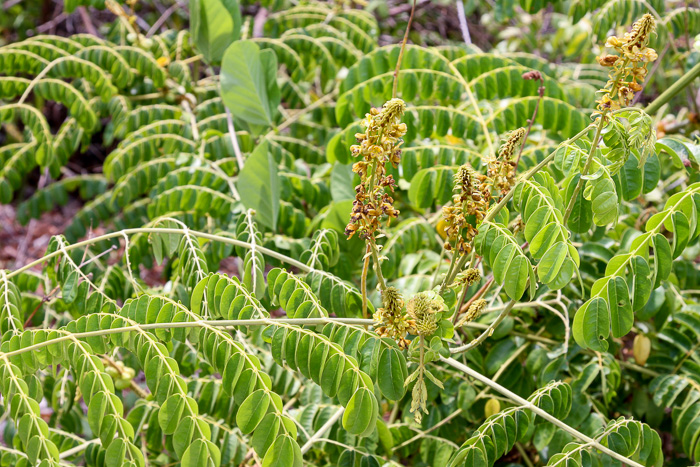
xmin=0 ymin=1 xmax=699 ymax=466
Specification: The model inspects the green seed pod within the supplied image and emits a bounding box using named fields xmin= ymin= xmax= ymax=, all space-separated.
xmin=633 ymin=334 xmax=651 ymax=366
xmin=484 ymin=398 xmax=501 ymax=418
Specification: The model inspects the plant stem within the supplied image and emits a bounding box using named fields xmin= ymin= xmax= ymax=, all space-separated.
xmin=561 ymin=115 xmax=606 ymax=225
xmin=438 ymin=124 xmax=593 ymax=295
xmin=300 ymin=406 xmax=345 ymax=454
xmin=392 ymin=0 xmax=417 ymax=99
xmin=515 ymin=80 xmax=545 ymax=167
xmin=439 ymin=357 xmax=646 ymax=467
xmin=645 ymin=60 xmax=700 ymax=115
xmin=6 ymin=227 xmax=315 ymax=280
xmin=369 ymin=239 xmax=387 ymax=292
xmin=225 ymin=106 xmax=245 ymax=169
xmin=459 ymin=276 xmax=493 ymax=315
xmin=450 ymin=300 xmax=515 ymax=353
xmin=0 ymin=317 xmax=376 ymax=359
xmin=361 ymin=244 xmax=370 ymax=319
xmin=482 ymin=123 xmax=593 ymax=227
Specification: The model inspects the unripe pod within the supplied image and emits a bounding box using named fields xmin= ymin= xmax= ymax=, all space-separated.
xmin=115 ymin=378 xmax=131 ymax=390
xmin=484 ymin=398 xmax=501 ymax=418
xmin=633 ymin=334 xmax=651 ymax=366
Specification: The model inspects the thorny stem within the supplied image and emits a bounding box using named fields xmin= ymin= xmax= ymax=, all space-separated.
xmin=392 ymin=0 xmax=418 ymax=99
xmin=439 ymin=357 xmax=646 ymax=467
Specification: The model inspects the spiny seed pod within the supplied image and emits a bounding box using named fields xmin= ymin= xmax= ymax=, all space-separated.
xmin=633 ymin=334 xmax=651 ymax=366
xmin=406 ymin=291 xmax=444 ymax=337
xmin=484 ymin=398 xmax=501 ymax=418
xmin=465 ymin=299 xmax=487 ymax=322
xmin=464 ymin=268 xmax=481 ymax=285
xmin=383 ymin=286 xmax=404 ymax=314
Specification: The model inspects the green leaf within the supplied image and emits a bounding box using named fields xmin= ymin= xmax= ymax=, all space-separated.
xmin=236 ymin=389 xmax=271 ymax=434
xmin=342 ymin=387 xmax=377 ymax=436
xmin=573 ymin=297 xmax=609 ymax=352
xmin=377 ymin=347 xmax=407 ymax=401
xmin=221 ymin=40 xmax=280 ymax=127
xmin=189 ymin=0 xmax=241 ymax=64
xmin=607 ymin=276 xmax=633 ymax=338
xmin=237 ymin=140 xmax=280 ymax=231
xmin=181 ymin=439 xmax=221 ymax=467
xmin=262 ymin=434 xmax=302 ymax=467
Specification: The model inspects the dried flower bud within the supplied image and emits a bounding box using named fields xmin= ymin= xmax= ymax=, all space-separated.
xmin=597 ymin=55 xmax=619 ymax=67
xmin=521 ymin=70 xmax=543 ymax=81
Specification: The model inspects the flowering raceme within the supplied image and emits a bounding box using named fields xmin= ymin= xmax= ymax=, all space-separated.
xmin=596 ymin=13 xmax=658 ymax=111
xmin=345 ymin=98 xmax=407 ymax=240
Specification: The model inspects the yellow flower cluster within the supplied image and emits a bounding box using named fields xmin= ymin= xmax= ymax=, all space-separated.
xmin=441 ymin=165 xmax=490 ymax=254
xmin=488 ymin=128 xmax=526 ymax=196
xmin=373 ymin=287 xmax=414 ymax=349
xmin=596 ymin=14 xmax=657 ymax=112
xmin=346 ymin=99 xmax=407 ymax=240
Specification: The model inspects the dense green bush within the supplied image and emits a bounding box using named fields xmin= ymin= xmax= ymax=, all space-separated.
xmin=0 ymin=1 xmax=699 ymax=466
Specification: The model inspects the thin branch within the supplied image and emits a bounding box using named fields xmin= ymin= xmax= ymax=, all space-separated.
xmin=439 ymin=357 xmax=646 ymax=467
xmin=0 ymin=317 xmax=376 ymax=359
xmin=300 ymin=406 xmax=345 ymax=454
xmin=77 ymin=6 xmax=99 ymax=37
xmin=146 ymin=2 xmax=180 ymax=37
xmin=515 ymin=72 xmax=545 ymax=167
xmin=455 ymin=0 xmax=472 ymax=45
xmin=225 ymin=106 xmax=245 ymax=169
xmin=6 ymin=226 xmax=316 ymax=280
xmin=392 ymin=0 xmax=418 ymax=98
xmin=451 ymin=300 xmax=515 ymax=354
